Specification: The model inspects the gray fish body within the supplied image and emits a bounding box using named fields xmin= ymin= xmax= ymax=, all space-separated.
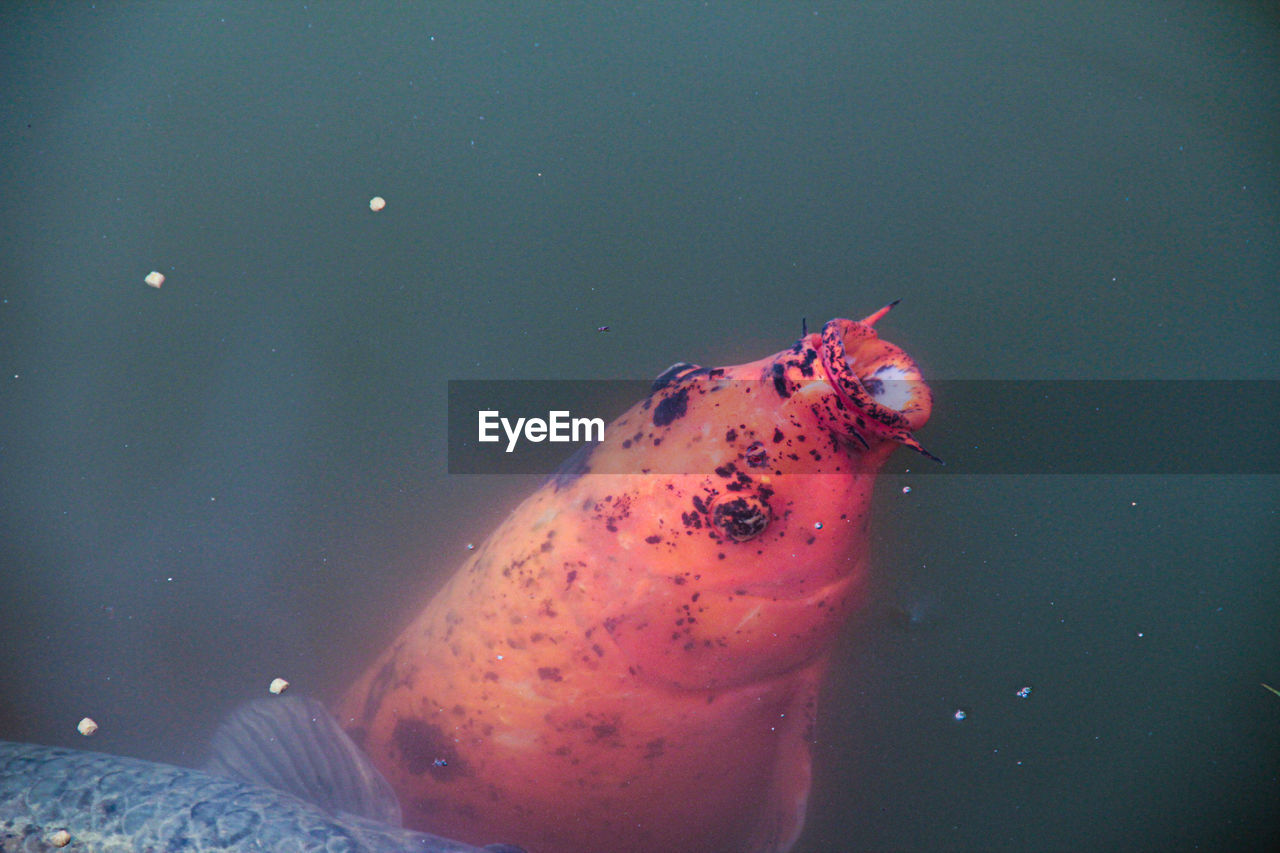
xmin=0 ymin=740 xmax=493 ymax=852
xmin=0 ymin=698 xmax=522 ymax=853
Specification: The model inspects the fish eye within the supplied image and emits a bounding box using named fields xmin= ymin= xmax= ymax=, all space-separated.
xmin=711 ymin=495 xmax=771 ymax=542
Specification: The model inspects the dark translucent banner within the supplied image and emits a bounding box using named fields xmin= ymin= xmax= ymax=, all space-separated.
xmin=447 ymin=380 xmax=1279 ymax=475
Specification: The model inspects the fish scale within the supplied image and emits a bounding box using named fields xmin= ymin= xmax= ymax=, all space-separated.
xmin=1 ymin=697 xmax=523 ymax=853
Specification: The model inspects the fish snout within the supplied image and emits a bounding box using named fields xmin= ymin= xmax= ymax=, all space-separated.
xmin=816 ymin=316 xmax=935 ymax=458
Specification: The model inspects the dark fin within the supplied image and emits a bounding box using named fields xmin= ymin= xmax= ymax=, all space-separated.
xmin=549 ymin=441 xmax=594 ymax=491
xmin=650 ymin=361 xmax=699 ymax=393
xmin=204 ymin=695 xmax=402 ymax=826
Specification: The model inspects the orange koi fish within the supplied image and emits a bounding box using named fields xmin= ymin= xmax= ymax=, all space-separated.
xmin=338 ymin=305 xmax=935 ymax=853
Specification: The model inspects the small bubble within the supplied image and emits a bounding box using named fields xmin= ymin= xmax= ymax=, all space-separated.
xmin=953 ymin=709 xmax=967 ymax=722
xmin=466 ymin=543 xmax=475 ymax=550
xmin=901 ymin=486 xmax=912 ymax=494
xmin=813 ymin=521 xmax=823 ymax=530
xmin=1016 ymin=686 xmax=1032 ymax=699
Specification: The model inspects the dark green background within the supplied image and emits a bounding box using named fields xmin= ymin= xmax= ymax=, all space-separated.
xmin=1 ymin=3 xmax=1276 ymax=851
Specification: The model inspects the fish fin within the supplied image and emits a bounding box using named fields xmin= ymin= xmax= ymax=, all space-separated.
xmin=204 ymin=695 xmax=402 ymax=826
xmin=746 ymin=669 xmax=821 ymax=852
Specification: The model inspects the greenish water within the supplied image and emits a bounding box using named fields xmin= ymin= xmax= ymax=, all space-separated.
xmin=1 ymin=3 xmax=1276 ymax=851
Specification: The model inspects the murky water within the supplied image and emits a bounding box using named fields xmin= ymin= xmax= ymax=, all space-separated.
xmin=1 ymin=3 xmax=1276 ymax=851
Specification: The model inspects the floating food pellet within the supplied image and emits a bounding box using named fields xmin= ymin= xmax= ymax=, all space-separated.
xmin=77 ymin=717 xmax=98 ymax=736
xmin=269 ymin=677 xmax=290 ymax=694
xmin=144 ymin=271 xmax=165 ymax=288
xmin=369 ymin=196 xmax=386 ymax=212
xmin=47 ymin=829 xmax=71 ymax=847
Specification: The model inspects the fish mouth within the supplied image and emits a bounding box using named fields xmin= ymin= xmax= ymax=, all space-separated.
xmin=818 ymin=310 xmax=938 ymax=460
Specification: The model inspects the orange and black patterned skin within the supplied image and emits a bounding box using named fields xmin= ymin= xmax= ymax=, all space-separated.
xmin=337 ymin=306 xmax=934 ymax=853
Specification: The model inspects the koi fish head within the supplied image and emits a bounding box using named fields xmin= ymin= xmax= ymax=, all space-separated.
xmin=553 ymin=304 xmax=936 ymax=691
xmin=808 ymin=304 xmax=935 ymax=461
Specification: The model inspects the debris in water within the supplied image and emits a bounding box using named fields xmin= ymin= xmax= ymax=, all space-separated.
xmin=144 ymin=271 xmax=165 ymax=288
xmin=269 ymin=677 xmax=290 ymax=695
xmin=76 ymin=717 xmax=98 ymax=736
xmin=47 ymin=829 xmax=71 ymax=847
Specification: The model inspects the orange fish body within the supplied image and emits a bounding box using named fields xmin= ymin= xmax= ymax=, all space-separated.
xmin=338 ymin=307 xmax=934 ymax=853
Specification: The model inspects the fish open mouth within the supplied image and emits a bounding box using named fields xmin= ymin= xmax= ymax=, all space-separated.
xmin=818 ymin=308 xmax=939 ymax=461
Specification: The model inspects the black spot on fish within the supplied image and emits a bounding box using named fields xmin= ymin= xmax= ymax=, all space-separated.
xmin=393 ymin=718 xmax=466 ymax=781
xmin=772 ymin=363 xmax=789 ymax=398
xmin=653 ymin=387 xmax=689 ymax=427
xmin=712 ymin=496 xmax=771 ymax=542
